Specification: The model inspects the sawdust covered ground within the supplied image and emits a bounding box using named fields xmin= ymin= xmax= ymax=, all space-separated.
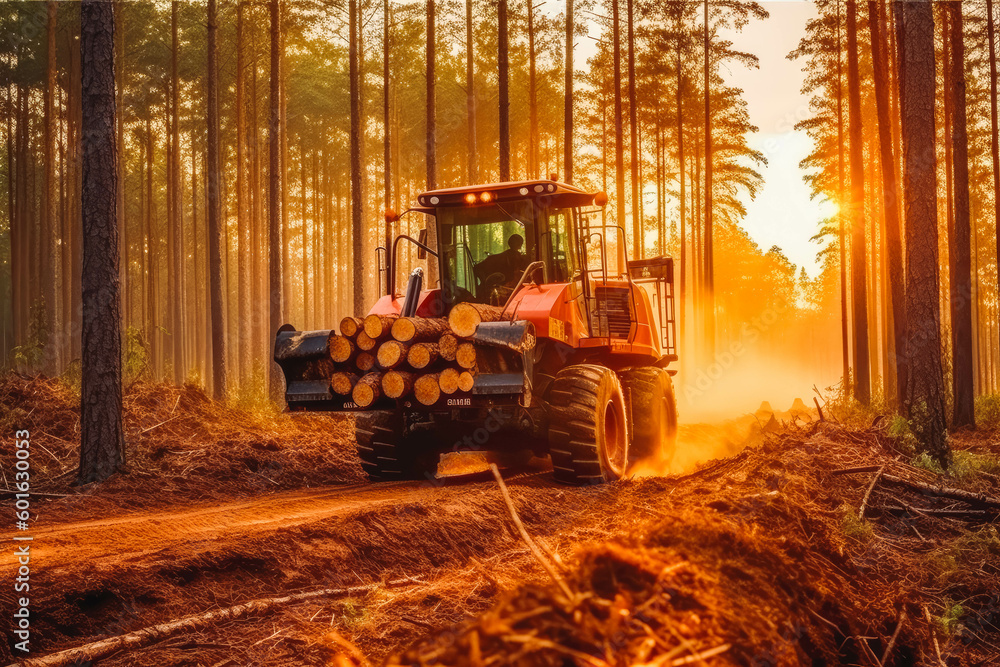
xmin=1 ymin=373 xmax=999 ymax=665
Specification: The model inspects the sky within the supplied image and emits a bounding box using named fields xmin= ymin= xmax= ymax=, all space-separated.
xmin=719 ymin=0 xmax=836 ymax=277
xmin=550 ymin=0 xmax=833 ymax=276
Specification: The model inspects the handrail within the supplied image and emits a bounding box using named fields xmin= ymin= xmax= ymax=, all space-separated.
xmin=388 ymin=234 xmax=439 ymax=297
xmin=502 ymin=261 xmax=546 ymax=312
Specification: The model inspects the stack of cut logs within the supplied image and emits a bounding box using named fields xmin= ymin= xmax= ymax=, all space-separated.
xmin=323 ymin=303 xmax=534 ymax=409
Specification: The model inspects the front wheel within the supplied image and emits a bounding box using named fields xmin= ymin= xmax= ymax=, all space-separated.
xmin=355 ymin=411 xmax=439 ymax=481
xmin=620 ymin=367 xmax=678 ymax=470
xmin=546 ymin=365 xmax=629 ymax=485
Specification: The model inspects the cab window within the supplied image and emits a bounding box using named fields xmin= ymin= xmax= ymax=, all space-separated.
xmin=545 ymin=209 xmax=578 ymax=283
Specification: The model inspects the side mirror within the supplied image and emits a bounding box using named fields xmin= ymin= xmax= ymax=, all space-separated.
xmin=384 ymin=208 xmax=400 ymax=224
xmin=417 ymin=228 xmax=428 ymax=260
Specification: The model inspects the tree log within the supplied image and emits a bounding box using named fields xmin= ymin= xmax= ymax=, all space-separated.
xmin=339 ymin=316 xmax=364 ymax=338
xmin=407 ymin=342 xmax=440 ymax=369
xmin=356 ymin=352 xmax=376 ymax=372
xmin=879 ymin=473 xmax=1000 ymax=509
xmin=377 ymin=340 xmax=410 ymax=369
xmin=363 ymin=313 xmax=398 ymax=340
xmin=382 ymin=370 xmax=415 ymax=398
xmin=458 ymin=370 xmax=475 ymax=392
xmin=456 ymin=342 xmax=477 ymax=369
xmin=439 ymin=333 xmax=459 ymax=361
xmin=352 ymin=372 xmax=382 ymax=407
xmin=469 ymin=320 xmax=535 ymax=353
xmin=438 ymin=367 xmax=460 ymax=394
xmin=356 ymin=331 xmax=378 ymax=351
xmin=331 ymin=372 xmax=359 ymax=396
xmin=329 ymin=335 xmax=357 ymax=363
xmin=448 ymin=302 xmax=505 ymax=337
xmin=414 ymin=373 xmax=442 ymax=405
xmin=392 ymin=316 xmax=449 ymax=343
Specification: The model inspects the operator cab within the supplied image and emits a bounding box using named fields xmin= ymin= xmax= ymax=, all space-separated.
xmin=414 ymin=179 xmax=595 ymax=305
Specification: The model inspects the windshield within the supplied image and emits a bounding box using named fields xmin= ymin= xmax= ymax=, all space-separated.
xmin=439 ymin=202 xmax=536 ymax=304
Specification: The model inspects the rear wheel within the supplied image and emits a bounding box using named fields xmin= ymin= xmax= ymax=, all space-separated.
xmin=355 ymin=411 xmax=439 ymax=481
xmin=621 ymin=367 xmax=678 ymax=469
xmin=546 ymin=365 xmax=629 ymax=485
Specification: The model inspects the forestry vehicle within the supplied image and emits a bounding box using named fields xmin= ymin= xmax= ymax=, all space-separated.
xmin=274 ymin=179 xmax=678 ymax=484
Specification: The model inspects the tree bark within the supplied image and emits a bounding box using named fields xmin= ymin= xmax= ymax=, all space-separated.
xmin=837 ymin=0 xmax=850 ymax=396
xmin=43 ymin=0 xmax=58 ymax=373
xmin=350 ymin=0 xmax=365 ymax=313
xmin=79 ymin=0 xmax=124 ymax=484
xmin=900 ymin=0 xmax=948 ymax=464
xmin=528 ymin=0 xmax=538 ymax=177
xmin=424 ymin=0 xmax=439 ymax=287
xmin=868 ymin=0 xmax=906 ymax=407
xmin=564 ymin=0 xmax=573 ymax=183
xmin=946 ymin=1 xmax=974 ymax=428
xmin=628 ymin=0 xmax=639 ymax=259
xmin=237 ymin=0 xmax=250 ymax=383
xmin=207 ymin=0 xmax=227 ymax=399
xmin=467 ymin=0 xmax=478 ymax=183
xmin=846 ymin=0 xmax=870 ymax=404
xmin=498 ymin=0 xmax=510 ymax=181
xmin=269 ymin=0 xmax=284 ymax=401
xmin=612 ymin=0 xmax=625 ymax=270
xmin=988 ymin=0 xmax=1000 ymax=330
xmin=171 ymin=0 xmax=184 ymax=385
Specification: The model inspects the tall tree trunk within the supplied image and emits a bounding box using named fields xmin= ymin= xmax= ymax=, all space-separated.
xmin=79 ymin=0 xmax=124 ymax=484
xmin=424 ymin=0 xmax=439 ymax=286
xmin=269 ymin=0 xmax=284 ymax=400
xmin=145 ymin=117 xmax=157 ymax=377
xmin=467 ymin=0 xmax=478 ymax=183
xmin=837 ymin=0 xmax=850 ymax=395
xmin=677 ymin=36 xmax=686 ymax=359
xmin=868 ymin=0 xmax=906 ymax=407
xmin=351 ymin=0 xmax=365 ymax=312
xmin=384 ymin=0 xmax=392 ymax=207
xmin=947 ymin=1 xmax=974 ymax=427
xmin=43 ymin=0 xmax=58 ymax=372
xmin=900 ymin=0 xmax=948 ymax=464
xmin=988 ymin=0 xmax=1000 ymax=318
xmin=612 ymin=0 xmax=625 ymax=270
xmin=703 ymin=0 xmax=715 ymax=359
xmin=207 ymin=0 xmax=227 ymax=399
xmin=171 ymin=0 xmax=184 ymax=384
xmin=280 ymin=5 xmax=290 ymax=322
xmin=498 ymin=0 xmax=510 ymax=180
xmin=237 ymin=0 xmax=250 ymax=383
xmin=528 ymin=0 xmax=538 ymax=178
xmin=846 ymin=0 xmax=870 ymax=404
xmin=564 ymin=0 xmax=573 ymax=183
xmin=628 ymin=0 xmax=639 ymax=259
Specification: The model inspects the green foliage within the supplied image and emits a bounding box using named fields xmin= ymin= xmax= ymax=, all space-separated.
xmin=838 ymin=504 xmax=873 ymax=543
xmin=912 ymin=449 xmax=999 ymax=481
xmin=937 ymin=601 xmax=966 ymax=636
xmin=974 ymin=394 xmax=1000 ymax=429
xmin=924 ymin=527 xmax=1000 ymax=588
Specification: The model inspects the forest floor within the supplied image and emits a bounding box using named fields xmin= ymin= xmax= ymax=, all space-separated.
xmin=1 ymin=373 xmax=999 ymax=666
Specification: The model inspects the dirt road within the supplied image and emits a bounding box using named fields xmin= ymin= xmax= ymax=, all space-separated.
xmin=2 ymin=463 xmax=680 ymax=664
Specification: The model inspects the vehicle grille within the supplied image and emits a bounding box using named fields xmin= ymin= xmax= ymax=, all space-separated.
xmin=594 ymin=286 xmax=632 ymax=339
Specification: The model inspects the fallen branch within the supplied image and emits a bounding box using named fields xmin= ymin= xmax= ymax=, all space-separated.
xmin=10 ymin=578 xmax=419 ymax=667
xmin=859 ymin=466 xmax=885 ymax=521
xmin=489 ymin=464 xmax=574 ymax=601
xmin=139 ymin=415 xmax=180 ymax=436
xmin=880 ymin=473 xmax=1000 ymax=510
xmin=813 ymin=397 xmax=825 ymax=422
xmin=832 ymin=466 xmax=883 ymax=476
xmin=873 ymin=504 xmax=998 ymax=522
xmin=923 ymin=604 xmax=946 ymax=667
xmin=881 ymin=609 xmax=907 ymax=666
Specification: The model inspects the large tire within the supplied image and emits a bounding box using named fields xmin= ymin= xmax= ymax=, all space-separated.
xmin=355 ymin=411 xmax=439 ymax=481
xmin=620 ymin=367 xmax=678 ymax=469
xmin=546 ymin=365 xmax=629 ymax=485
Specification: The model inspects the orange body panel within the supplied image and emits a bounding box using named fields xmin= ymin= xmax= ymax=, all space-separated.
xmin=502 ymin=283 xmax=589 ymax=347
